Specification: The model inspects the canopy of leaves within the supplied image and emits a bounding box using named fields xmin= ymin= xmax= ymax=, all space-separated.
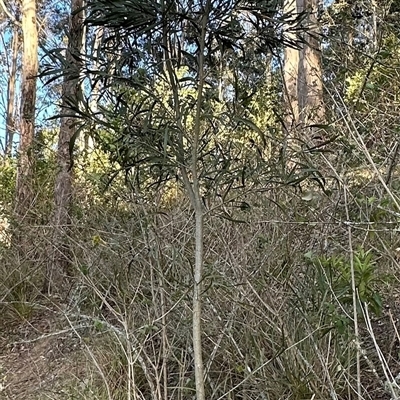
xmin=42 ymin=0 xmax=314 ymax=196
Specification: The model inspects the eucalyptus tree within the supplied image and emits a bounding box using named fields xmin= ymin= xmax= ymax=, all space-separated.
xmin=15 ymin=0 xmax=38 ymax=217
xmin=283 ymin=0 xmax=324 ymax=134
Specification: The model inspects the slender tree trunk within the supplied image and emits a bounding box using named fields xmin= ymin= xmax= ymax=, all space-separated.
xmin=5 ymin=24 xmax=19 ymax=157
xmin=15 ymin=0 xmax=38 ymax=218
xmin=191 ymin=3 xmax=211 ymax=399
xmin=161 ymin=1 xmax=209 ymax=396
xmin=45 ymin=0 xmax=84 ymax=294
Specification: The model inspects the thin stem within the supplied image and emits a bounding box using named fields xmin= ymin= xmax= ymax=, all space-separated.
xmin=192 ymin=2 xmax=211 ymax=400
xmin=343 ymin=184 xmax=361 ymax=399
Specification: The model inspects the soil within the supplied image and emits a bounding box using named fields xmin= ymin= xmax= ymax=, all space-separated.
xmin=0 ymin=299 xmax=91 ymax=400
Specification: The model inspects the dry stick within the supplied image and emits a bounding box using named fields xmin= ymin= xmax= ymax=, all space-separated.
xmin=82 ymin=273 xmax=158 ymax=400
xmin=126 ymin=323 xmax=135 ymax=400
xmin=389 ymin=309 xmax=400 ymax=345
xmin=362 ymin=304 xmax=398 ymax=399
xmin=148 ymin=221 xmax=169 ymax=400
xmin=143 ymin=220 xmax=169 ymax=400
xmin=326 ymin=85 xmax=400 ymax=397
xmin=147 ymin=229 xmax=162 ymax=400
xmin=320 ymin=154 xmax=379 ymax=398
xmin=331 ymin=85 xmax=400 ymax=212
xmin=324 ymin=157 xmax=380 ymax=393
xmin=343 ymin=185 xmax=362 ymax=400
xmin=320 ymin=108 xmax=390 ymax=381
xmin=0 ymin=0 xmax=20 ymax=26
xmin=384 ymin=142 xmax=399 ymax=185
xmin=203 ymin=298 xmax=236 ymax=397
xmin=160 ymin=280 xmax=168 ymax=400
xmin=62 ymin=311 xmax=113 ymax=400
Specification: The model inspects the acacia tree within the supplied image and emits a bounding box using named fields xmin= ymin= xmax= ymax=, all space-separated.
xmin=15 ymin=0 xmax=38 ymax=217
xmin=45 ymin=0 xmax=85 ymax=294
xmin=42 ymin=0 xmax=308 ymax=396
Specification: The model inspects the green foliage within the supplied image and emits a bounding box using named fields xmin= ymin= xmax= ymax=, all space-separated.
xmin=345 ymin=70 xmax=366 ymax=103
xmin=0 ymin=160 xmax=16 ymax=207
xmin=306 ymin=248 xmax=384 ymax=326
xmin=41 ymin=0 xmax=316 ymax=203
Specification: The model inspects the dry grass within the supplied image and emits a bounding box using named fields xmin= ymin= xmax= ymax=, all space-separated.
xmin=0 ymin=172 xmax=399 ymax=400
xmin=2 ymin=108 xmax=400 ymax=399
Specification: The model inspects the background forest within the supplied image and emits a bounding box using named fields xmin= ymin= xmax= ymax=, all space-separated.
xmin=1 ymin=0 xmax=400 ymax=399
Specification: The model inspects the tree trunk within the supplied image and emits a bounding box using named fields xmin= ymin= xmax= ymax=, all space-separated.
xmin=300 ymin=0 xmax=324 ymax=128
xmin=283 ymin=0 xmax=324 ymax=135
xmin=283 ymin=0 xmax=302 ymax=131
xmin=5 ymin=24 xmax=19 ymax=157
xmin=45 ymin=0 xmax=85 ymax=295
xmin=15 ymin=0 xmax=38 ymax=218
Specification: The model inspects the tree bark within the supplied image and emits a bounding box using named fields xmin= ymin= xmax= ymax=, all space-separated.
xmin=283 ymin=0 xmax=324 ymax=135
xmin=5 ymin=24 xmax=19 ymax=157
xmin=15 ymin=0 xmax=38 ymax=218
xmin=283 ymin=0 xmax=302 ymax=131
xmin=300 ymin=0 xmax=324 ymax=127
xmin=45 ymin=0 xmax=85 ymax=295
xmin=191 ymin=3 xmax=211 ymax=399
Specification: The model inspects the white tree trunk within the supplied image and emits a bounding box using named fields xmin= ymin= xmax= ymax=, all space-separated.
xmin=16 ymin=0 xmax=38 ymax=217
xmin=283 ymin=0 xmax=324 ymax=135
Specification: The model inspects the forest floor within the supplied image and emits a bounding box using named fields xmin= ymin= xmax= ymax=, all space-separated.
xmin=0 ymin=297 xmax=99 ymax=400
xmin=1 ymin=293 xmax=400 ymax=399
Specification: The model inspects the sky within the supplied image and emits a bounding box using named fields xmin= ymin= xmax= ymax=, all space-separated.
xmin=0 ymin=0 xmax=337 ymax=153
xmin=0 ymin=0 xmax=67 ymax=152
